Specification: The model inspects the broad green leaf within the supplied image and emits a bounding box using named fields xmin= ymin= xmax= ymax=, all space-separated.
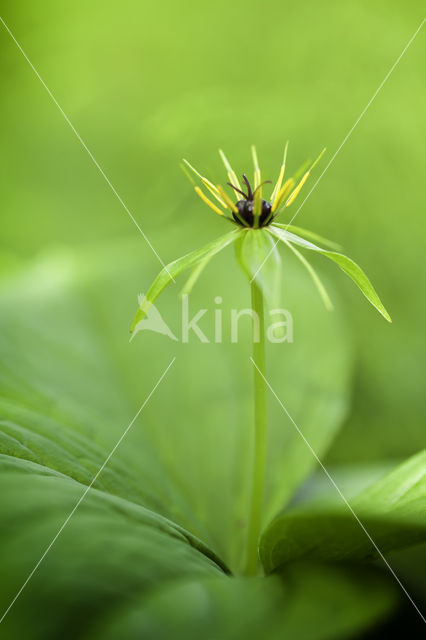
xmin=0 ymin=250 xmax=222 ymax=551
xmin=0 ymin=456 xmax=225 ymax=640
xmin=234 ymin=228 xmax=282 ymax=310
xmin=0 ymin=243 xmax=351 ymax=576
xmin=130 ymin=230 xmax=239 ymax=333
xmin=290 ymin=461 xmax=397 ymax=506
xmin=269 ymin=225 xmax=392 ymax=322
xmin=92 ymin=564 xmax=395 ymax=640
xmin=260 ymin=450 xmax=426 ymax=573
xmin=0 ymin=247 xmax=389 ymax=638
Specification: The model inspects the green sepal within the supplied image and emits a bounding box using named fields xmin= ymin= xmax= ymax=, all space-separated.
xmin=270 ymin=225 xmax=391 ymax=322
xmin=130 ymin=230 xmax=238 ymax=333
xmin=273 ymin=223 xmax=342 ymax=251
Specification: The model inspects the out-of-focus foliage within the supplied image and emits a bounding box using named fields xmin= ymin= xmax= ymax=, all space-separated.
xmin=91 ymin=567 xmax=396 ymax=640
xmin=261 ymin=450 xmax=426 ymax=572
xmin=0 ymin=249 xmax=406 ymax=638
xmin=0 ymin=243 xmax=350 ymax=571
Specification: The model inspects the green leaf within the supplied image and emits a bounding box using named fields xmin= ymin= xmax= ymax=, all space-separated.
xmin=130 ymin=230 xmax=239 ymax=333
xmin=234 ymin=228 xmax=282 ymax=310
xmin=272 ymin=232 xmax=333 ymax=311
xmin=274 ymin=223 xmax=342 ymax=251
xmin=269 ymin=225 xmax=392 ymax=322
xmin=0 ymin=248 xmax=381 ymax=637
xmin=260 ymin=450 xmax=426 ymax=573
xmin=181 ymin=253 xmax=215 ymax=295
xmin=0 ymin=456 xmax=225 ymax=640
xmin=0 ymin=243 xmax=351 ymax=575
xmin=91 ymin=564 xmax=395 ymax=640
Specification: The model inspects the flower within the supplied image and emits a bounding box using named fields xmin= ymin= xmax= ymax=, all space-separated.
xmin=182 ymin=144 xmax=324 ymax=230
xmin=130 ymin=146 xmax=391 ymax=335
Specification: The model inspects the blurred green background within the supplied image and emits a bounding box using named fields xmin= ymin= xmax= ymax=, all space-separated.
xmin=1 ymin=0 xmax=425 ymax=460
xmin=0 ymin=0 xmax=425 ymax=637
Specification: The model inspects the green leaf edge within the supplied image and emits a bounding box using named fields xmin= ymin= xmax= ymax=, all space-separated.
xmin=260 ymin=450 xmax=426 ymax=573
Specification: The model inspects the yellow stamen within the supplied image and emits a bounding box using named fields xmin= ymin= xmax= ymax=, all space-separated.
xmin=271 ymin=166 xmax=284 ymax=206
xmin=270 ymin=141 xmax=289 ymax=206
xmin=203 ymin=182 xmax=227 ymax=207
xmin=285 ymin=172 xmax=310 ymax=207
xmin=194 ymin=186 xmax=224 ymax=216
xmin=216 ymin=185 xmax=238 ymax=213
xmin=251 ymin=145 xmax=261 ymax=189
xmin=283 ymin=149 xmax=326 ymax=208
xmin=271 ymin=178 xmax=294 ymax=213
xmin=218 ymin=149 xmax=243 ymax=193
xmin=183 ymin=159 xmax=226 ymax=207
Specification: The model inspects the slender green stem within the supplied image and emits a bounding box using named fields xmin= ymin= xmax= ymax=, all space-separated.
xmin=245 ymin=281 xmax=267 ymax=576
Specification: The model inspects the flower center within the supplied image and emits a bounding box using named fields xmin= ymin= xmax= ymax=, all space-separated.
xmin=234 ymin=199 xmax=272 ymax=227
xmin=228 ymin=173 xmax=273 ymax=227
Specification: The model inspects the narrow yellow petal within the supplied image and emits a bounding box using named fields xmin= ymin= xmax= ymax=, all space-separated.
xmin=183 ymin=158 xmax=206 ymax=182
xmin=218 ymin=148 xmax=233 ymax=172
xmin=270 ymin=141 xmax=289 ymax=206
xmin=180 ymin=162 xmax=196 ymax=186
xmin=251 ymin=145 xmax=260 ymax=172
xmin=216 ymin=185 xmax=238 ymax=213
xmin=270 ymin=164 xmax=284 ymax=206
xmin=218 ymin=149 xmax=243 ymax=193
xmin=310 ymin=147 xmax=326 ymax=172
xmin=282 ymin=149 xmax=325 ymax=209
xmin=251 ymin=145 xmax=261 ymax=189
xmin=251 ymin=145 xmax=263 ymax=224
xmin=255 ymin=174 xmax=262 ymax=196
xmin=194 ymin=187 xmax=224 ymax=216
xmin=271 ymin=178 xmax=295 ymax=212
xmin=203 ymin=181 xmax=227 ymax=207
xmin=285 ymin=172 xmax=310 ymax=207
xmin=183 ymin=158 xmax=226 ymax=206
xmin=253 ymin=188 xmax=262 ymax=226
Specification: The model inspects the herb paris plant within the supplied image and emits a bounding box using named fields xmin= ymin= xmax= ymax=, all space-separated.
xmin=130 ymin=146 xmax=392 ymax=575
xmin=1 ymin=231 xmax=424 ymax=638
